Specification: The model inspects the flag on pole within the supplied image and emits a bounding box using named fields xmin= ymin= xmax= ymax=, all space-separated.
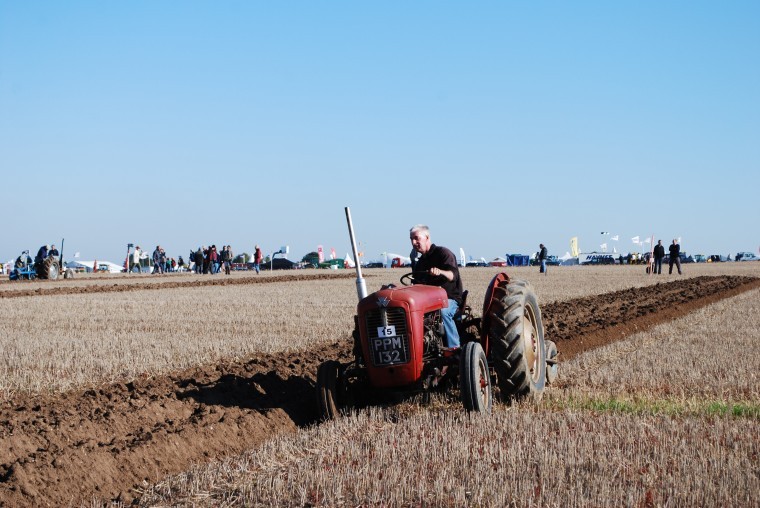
xmin=317 ymin=245 xmax=324 ymax=263
xmin=611 ymin=235 xmax=619 ymax=241
xmin=330 ymin=247 xmax=336 ymax=260
xmin=600 ymin=243 xmax=607 ymax=251
xmin=644 ymin=238 xmax=651 ymax=244
xmin=631 ymin=236 xmax=640 ymax=244
xmin=570 ymin=237 xmax=579 ymax=257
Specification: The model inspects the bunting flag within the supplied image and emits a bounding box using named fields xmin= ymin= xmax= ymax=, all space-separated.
xmin=644 ymin=238 xmax=651 ymax=244
xmin=330 ymin=247 xmax=336 ymax=260
xmin=317 ymin=245 xmax=324 ymax=263
xmin=631 ymin=236 xmax=640 ymax=244
xmin=600 ymin=243 xmax=608 ymax=251
xmin=611 ymin=235 xmax=619 ymax=241
xmin=74 ymin=252 xmax=80 ymax=258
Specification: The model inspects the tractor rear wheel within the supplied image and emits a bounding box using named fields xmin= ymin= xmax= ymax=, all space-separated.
xmin=488 ymin=279 xmax=547 ymax=401
xmin=460 ymin=341 xmax=492 ymax=413
xmin=545 ymin=340 xmax=558 ymax=385
xmin=316 ymin=361 xmax=348 ymax=421
xmin=37 ymin=257 xmax=60 ymax=280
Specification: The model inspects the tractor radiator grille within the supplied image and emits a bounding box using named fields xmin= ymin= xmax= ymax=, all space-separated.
xmin=364 ymin=307 xmax=410 ymax=367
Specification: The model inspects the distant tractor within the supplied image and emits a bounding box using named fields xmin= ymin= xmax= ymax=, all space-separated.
xmin=9 ymin=240 xmax=74 ymax=281
xmin=316 ymin=209 xmax=558 ymax=419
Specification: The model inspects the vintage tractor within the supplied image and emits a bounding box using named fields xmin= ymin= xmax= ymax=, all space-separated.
xmin=9 ymin=240 xmax=74 ymax=281
xmin=315 ymin=209 xmax=558 ymax=419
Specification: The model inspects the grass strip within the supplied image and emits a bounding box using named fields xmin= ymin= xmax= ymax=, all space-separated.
xmin=546 ymin=396 xmax=760 ymax=419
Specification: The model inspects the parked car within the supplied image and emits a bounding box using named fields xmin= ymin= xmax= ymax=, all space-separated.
xmin=466 ymin=261 xmax=489 ymax=267
xmin=530 ymin=255 xmax=560 ymax=266
xmin=735 ymin=252 xmax=759 ymax=262
xmin=259 ymin=258 xmax=296 ymax=270
xmin=363 ymin=262 xmax=385 ymax=268
xmin=662 ymin=253 xmax=694 ymax=264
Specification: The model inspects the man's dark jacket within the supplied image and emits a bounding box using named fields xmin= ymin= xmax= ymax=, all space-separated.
xmin=411 ymin=244 xmax=463 ymax=304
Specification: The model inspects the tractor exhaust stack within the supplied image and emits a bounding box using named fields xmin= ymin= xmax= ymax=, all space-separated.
xmin=344 ymin=207 xmax=367 ymax=301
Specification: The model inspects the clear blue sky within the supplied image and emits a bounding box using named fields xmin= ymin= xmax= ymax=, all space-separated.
xmin=2 ymin=1 xmax=758 ymax=264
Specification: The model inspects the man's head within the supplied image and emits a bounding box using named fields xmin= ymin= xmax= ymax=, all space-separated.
xmin=672 ymin=239 xmax=677 ymax=244
xmin=658 ymin=240 xmax=662 ymax=245
xmin=50 ymin=245 xmax=56 ymax=250
xmin=410 ymin=224 xmax=432 ymax=255
xmin=540 ymin=243 xmax=544 ymax=248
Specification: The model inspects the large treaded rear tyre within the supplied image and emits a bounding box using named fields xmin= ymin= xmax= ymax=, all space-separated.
xmin=37 ymin=257 xmax=60 ymax=280
xmin=460 ymin=341 xmax=492 ymax=413
xmin=316 ymin=361 xmax=348 ymax=421
xmin=488 ymin=279 xmax=547 ymax=401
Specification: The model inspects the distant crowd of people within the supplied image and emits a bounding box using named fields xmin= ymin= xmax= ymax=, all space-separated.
xmin=126 ymin=243 xmax=264 ymax=275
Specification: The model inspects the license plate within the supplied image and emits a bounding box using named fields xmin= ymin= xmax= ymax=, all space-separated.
xmin=371 ymin=335 xmax=408 ymax=366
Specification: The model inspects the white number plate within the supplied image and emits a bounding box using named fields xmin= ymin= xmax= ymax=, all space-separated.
xmin=371 ymin=334 xmax=407 ymax=366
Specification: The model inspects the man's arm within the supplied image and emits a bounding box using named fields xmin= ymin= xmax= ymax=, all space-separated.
xmin=428 ymin=266 xmax=454 ymax=282
xmin=427 ymin=248 xmax=458 ymax=282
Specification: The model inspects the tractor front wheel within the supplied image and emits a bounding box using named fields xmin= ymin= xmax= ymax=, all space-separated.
xmin=64 ymin=268 xmax=74 ymax=279
xmin=460 ymin=341 xmax=492 ymax=413
xmin=545 ymin=340 xmax=559 ymax=385
xmin=488 ymin=279 xmax=547 ymax=401
xmin=316 ymin=361 xmax=349 ymax=421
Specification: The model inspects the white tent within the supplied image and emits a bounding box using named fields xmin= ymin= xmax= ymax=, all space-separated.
xmin=559 ymin=251 xmax=579 ymax=266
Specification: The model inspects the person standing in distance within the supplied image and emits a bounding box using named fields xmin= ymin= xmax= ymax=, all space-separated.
xmin=538 ymin=243 xmax=548 ymax=275
xmin=653 ymin=240 xmax=665 ymax=275
xmin=254 ymin=245 xmax=263 ymax=274
xmin=409 ymin=224 xmax=463 ymax=349
xmin=669 ymin=239 xmax=682 ymax=275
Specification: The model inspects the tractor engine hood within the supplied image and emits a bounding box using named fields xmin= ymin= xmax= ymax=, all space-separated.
xmin=358 ymin=284 xmax=448 ymax=315
xmin=356 ymin=284 xmax=448 ymax=389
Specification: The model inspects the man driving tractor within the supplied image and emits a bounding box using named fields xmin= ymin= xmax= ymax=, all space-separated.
xmin=409 ymin=224 xmax=463 ymax=349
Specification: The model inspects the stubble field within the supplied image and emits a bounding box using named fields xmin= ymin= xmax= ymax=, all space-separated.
xmin=1 ymin=263 xmax=759 ymax=506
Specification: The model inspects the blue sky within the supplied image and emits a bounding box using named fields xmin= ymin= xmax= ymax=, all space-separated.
xmin=2 ymin=2 xmax=758 ymax=264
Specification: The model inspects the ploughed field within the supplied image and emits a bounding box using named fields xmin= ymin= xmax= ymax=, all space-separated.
xmin=1 ymin=264 xmax=759 ymax=506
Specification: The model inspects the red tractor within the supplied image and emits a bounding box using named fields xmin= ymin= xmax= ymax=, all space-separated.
xmin=316 ymin=209 xmax=558 ymax=418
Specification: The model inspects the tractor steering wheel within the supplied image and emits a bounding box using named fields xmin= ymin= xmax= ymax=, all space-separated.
xmin=400 ymin=272 xmax=416 ymax=286
xmin=400 ymin=270 xmax=447 ymax=286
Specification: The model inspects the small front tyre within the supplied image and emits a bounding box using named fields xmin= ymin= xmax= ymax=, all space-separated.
xmin=460 ymin=341 xmax=492 ymax=413
xmin=545 ymin=340 xmax=559 ymax=385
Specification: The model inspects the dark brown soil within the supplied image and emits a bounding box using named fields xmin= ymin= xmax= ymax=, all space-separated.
xmin=0 ymin=275 xmax=757 ymax=506
xmin=0 ymin=272 xmax=356 ymax=299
